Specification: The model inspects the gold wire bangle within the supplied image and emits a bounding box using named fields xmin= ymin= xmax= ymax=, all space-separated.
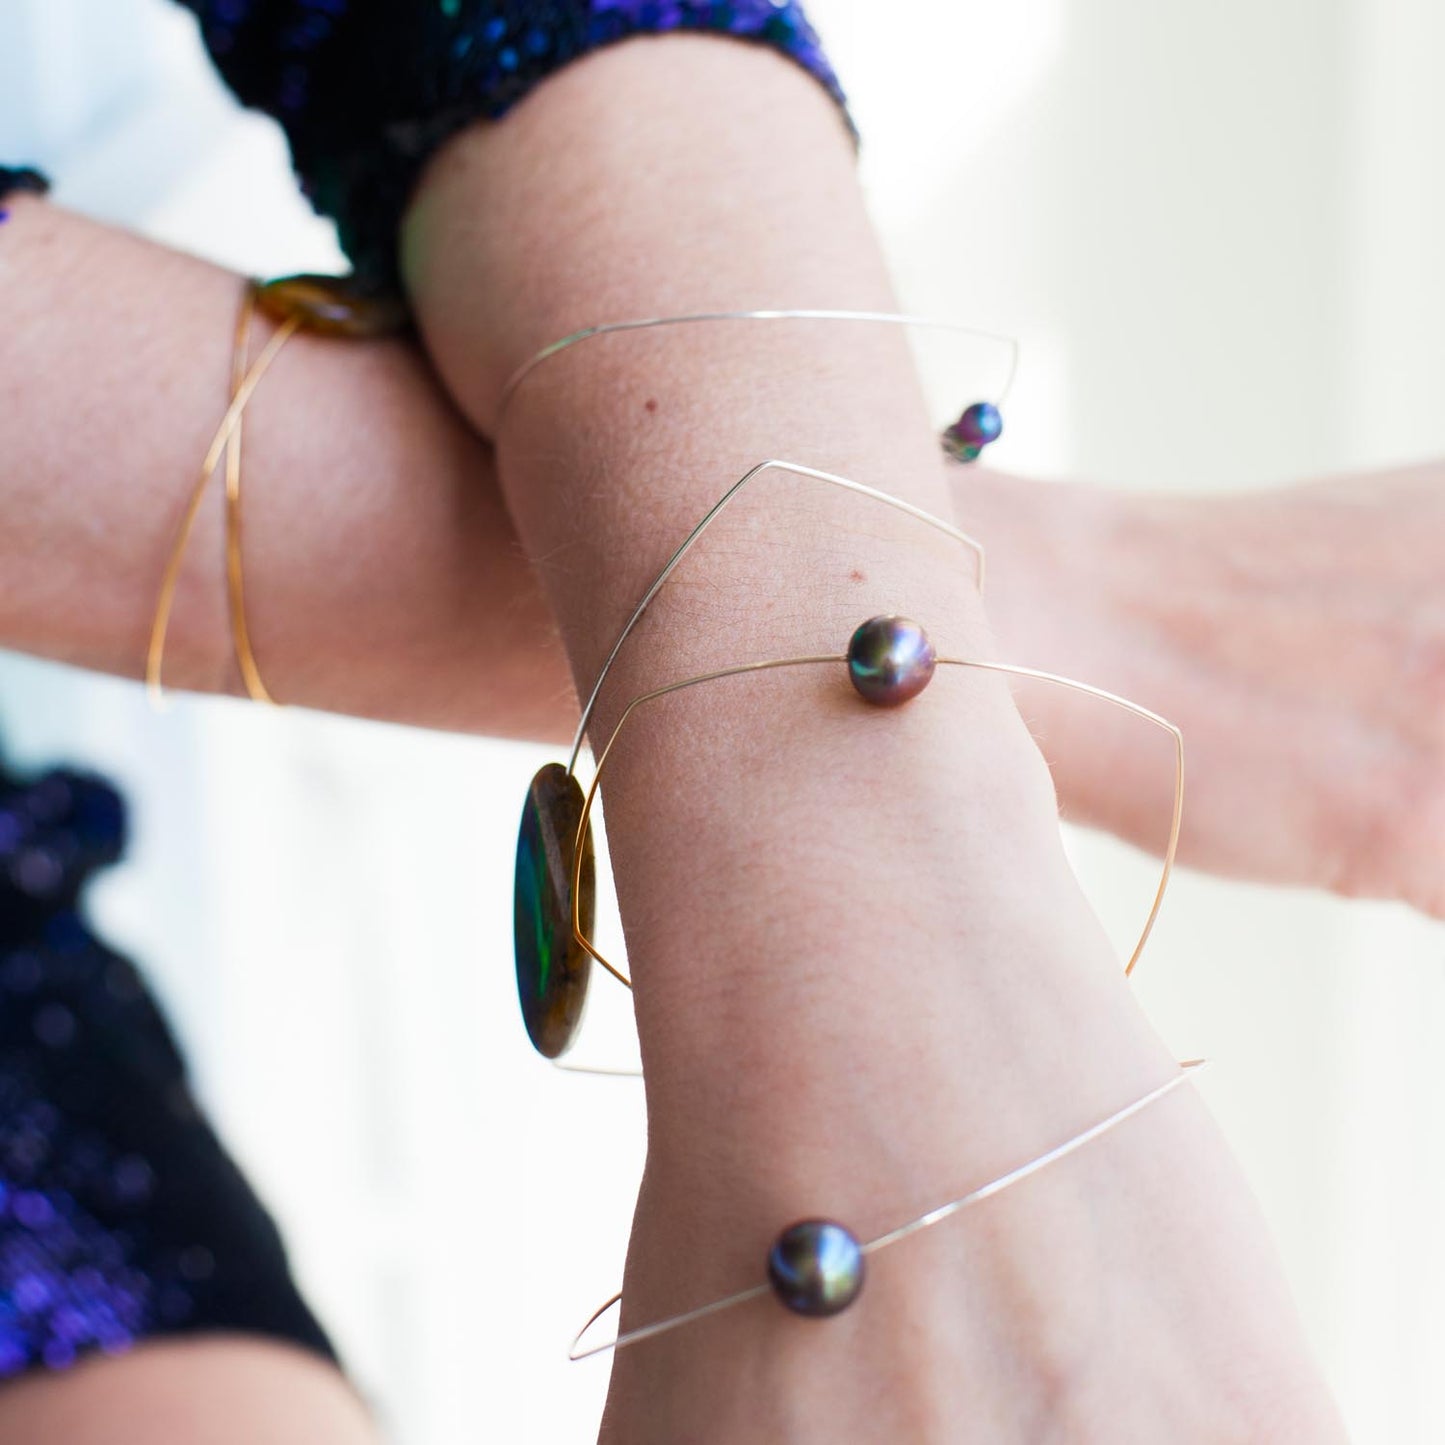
xmin=569 ymin=650 xmax=1183 ymax=991
xmin=503 ymin=327 xmax=1195 ymax=1364
xmin=553 ymin=458 xmax=1180 ymax=988
xmin=526 ymin=460 xmax=1183 ymax=1078
xmin=568 ymin=1060 xmax=1208 ymax=1360
xmin=146 ymin=281 xmax=301 ymax=707
xmin=561 ymin=458 xmax=988 ymax=778
xmin=532 ymin=458 xmax=990 ymax=1073
xmin=223 ymin=285 xmax=277 ymax=705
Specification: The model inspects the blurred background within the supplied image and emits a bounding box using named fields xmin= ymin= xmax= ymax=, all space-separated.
xmin=1 ymin=0 xmax=1442 ymax=1439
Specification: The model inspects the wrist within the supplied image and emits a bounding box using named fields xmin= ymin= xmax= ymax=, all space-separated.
xmin=952 ymin=471 xmax=1196 ymax=838
xmin=635 ymin=866 xmax=1173 ymax=1193
xmin=613 ymin=973 xmax=1340 ymax=1444
xmin=950 ymin=467 xmax=1124 ymax=667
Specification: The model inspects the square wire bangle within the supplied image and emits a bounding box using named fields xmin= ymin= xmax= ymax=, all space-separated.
xmin=514 ymin=457 xmax=1183 ymax=1066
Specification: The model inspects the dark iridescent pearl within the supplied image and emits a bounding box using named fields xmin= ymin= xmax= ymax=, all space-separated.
xmin=847 ymin=615 xmax=937 ymax=706
xmin=513 ymin=763 xmax=595 ymax=1059
xmin=767 ymin=1219 xmax=865 ymax=1317
xmin=256 ymin=274 xmax=409 ymax=338
xmin=942 ymin=400 xmax=1003 ymax=463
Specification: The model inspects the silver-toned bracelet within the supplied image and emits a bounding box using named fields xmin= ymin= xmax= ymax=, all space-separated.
xmin=513 ymin=453 xmax=1185 ymax=1067
xmin=569 ymin=1060 xmax=1206 ymax=1360
xmin=496 ymin=307 xmax=1017 ymax=463
xmin=500 ymin=310 xmax=1202 ymax=1367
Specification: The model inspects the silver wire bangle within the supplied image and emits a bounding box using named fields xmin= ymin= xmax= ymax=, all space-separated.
xmin=496 ymin=308 xmax=1021 ymax=419
xmin=563 ymin=457 xmax=988 ymax=776
xmin=569 ymin=1060 xmax=1207 ymax=1361
xmin=517 ymin=456 xmax=1183 ymax=1068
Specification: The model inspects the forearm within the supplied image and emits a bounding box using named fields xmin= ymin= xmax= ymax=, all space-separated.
xmin=954 ymin=461 xmax=1445 ymax=920
xmin=0 ymin=196 xmax=569 ymax=739
xmin=401 ymin=34 xmax=1093 ymax=1107
xmin=401 ymin=35 xmax=1339 ymax=1439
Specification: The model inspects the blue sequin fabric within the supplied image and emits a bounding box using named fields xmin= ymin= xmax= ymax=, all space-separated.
xmin=0 ymin=760 xmax=333 ymax=1383
xmin=173 ymin=0 xmax=850 ymax=286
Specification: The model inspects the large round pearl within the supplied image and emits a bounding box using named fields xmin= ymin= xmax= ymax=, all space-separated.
xmin=847 ymin=615 xmax=937 ymax=706
xmin=767 ymin=1220 xmax=865 ymax=1317
xmin=513 ymin=763 xmax=595 ymax=1058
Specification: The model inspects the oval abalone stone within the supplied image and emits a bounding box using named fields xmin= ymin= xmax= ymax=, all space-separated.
xmin=767 ymin=1219 xmax=865 ymax=1317
xmin=514 ymin=763 xmax=596 ymax=1059
xmin=256 ymin=274 xmax=410 ymax=338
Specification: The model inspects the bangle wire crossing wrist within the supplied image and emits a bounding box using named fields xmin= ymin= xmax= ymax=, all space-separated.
xmin=514 ymin=454 xmax=1184 ymax=1065
xmin=147 ymin=304 xmax=1008 ymax=708
xmin=498 ymin=308 xmax=1016 ymax=465
xmin=569 ymin=1060 xmax=1208 ymax=1361
xmin=147 ymin=275 xmax=405 ymax=707
xmin=498 ymin=313 xmax=1199 ymax=1363
xmin=497 ymin=308 xmax=1020 ymax=418
xmin=147 ymin=281 xmax=298 ymax=706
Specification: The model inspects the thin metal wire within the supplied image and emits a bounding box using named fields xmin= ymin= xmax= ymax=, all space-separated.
xmin=562 ymin=460 xmax=987 ymax=776
xmin=498 ymin=309 xmax=1020 ymax=420
xmin=224 ymin=284 xmax=278 ymax=705
xmin=569 ymin=654 xmax=1183 ymax=988
xmin=551 ymin=1062 xmax=645 ymax=1079
xmin=569 ymin=1061 xmax=1207 ymax=1361
xmin=146 ymin=286 xmax=300 ymax=706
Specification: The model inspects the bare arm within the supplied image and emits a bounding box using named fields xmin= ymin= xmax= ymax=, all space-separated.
xmin=4 ymin=195 xmax=1436 ymax=928
xmin=400 ymin=35 xmax=1342 ymax=1442
xmin=0 ymin=195 xmax=570 ymax=740
xmin=957 ymin=463 xmax=1445 ymax=919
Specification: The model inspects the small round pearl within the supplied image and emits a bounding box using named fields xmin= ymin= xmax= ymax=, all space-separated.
xmin=767 ymin=1220 xmax=865 ymax=1317
xmin=957 ymin=400 xmax=1004 ymax=446
xmin=847 ymin=616 xmax=937 ymax=706
xmin=942 ymin=400 xmax=1003 ymax=462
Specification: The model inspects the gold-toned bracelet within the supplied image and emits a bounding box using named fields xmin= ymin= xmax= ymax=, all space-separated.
xmin=502 ymin=310 xmax=1039 ymax=1066
xmin=146 ymin=275 xmax=406 ymax=707
xmin=513 ymin=455 xmax=1182 ymax=1066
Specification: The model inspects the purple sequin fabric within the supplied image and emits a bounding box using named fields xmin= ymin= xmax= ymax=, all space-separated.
xmin=174 ymin=0 xmax=851 ymax=285
xmin=0 ymin=1076 xmax=159 ymax=1375
xmin=0 ymin=761 xmax=333 ymax=1383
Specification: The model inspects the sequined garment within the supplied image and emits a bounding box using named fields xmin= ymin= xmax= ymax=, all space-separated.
xmin=0 ymin=759 xmax=333 ymax=1382
xmin=174 ymin=0 xmax=850 ymax=287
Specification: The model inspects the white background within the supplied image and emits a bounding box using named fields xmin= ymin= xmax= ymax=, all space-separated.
xmin=2 ymin=1 xmax=1443 ymax=1439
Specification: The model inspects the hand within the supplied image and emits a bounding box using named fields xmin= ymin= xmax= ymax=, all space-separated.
xmin=955 ymin=462 xmax=1445 ymax=917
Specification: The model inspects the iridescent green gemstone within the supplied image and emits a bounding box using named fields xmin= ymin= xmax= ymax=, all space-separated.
xmin=513 ymin=763 xmax=595 ymax=1058
xmin=256 ymin=274 xmax=410 ymax=338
